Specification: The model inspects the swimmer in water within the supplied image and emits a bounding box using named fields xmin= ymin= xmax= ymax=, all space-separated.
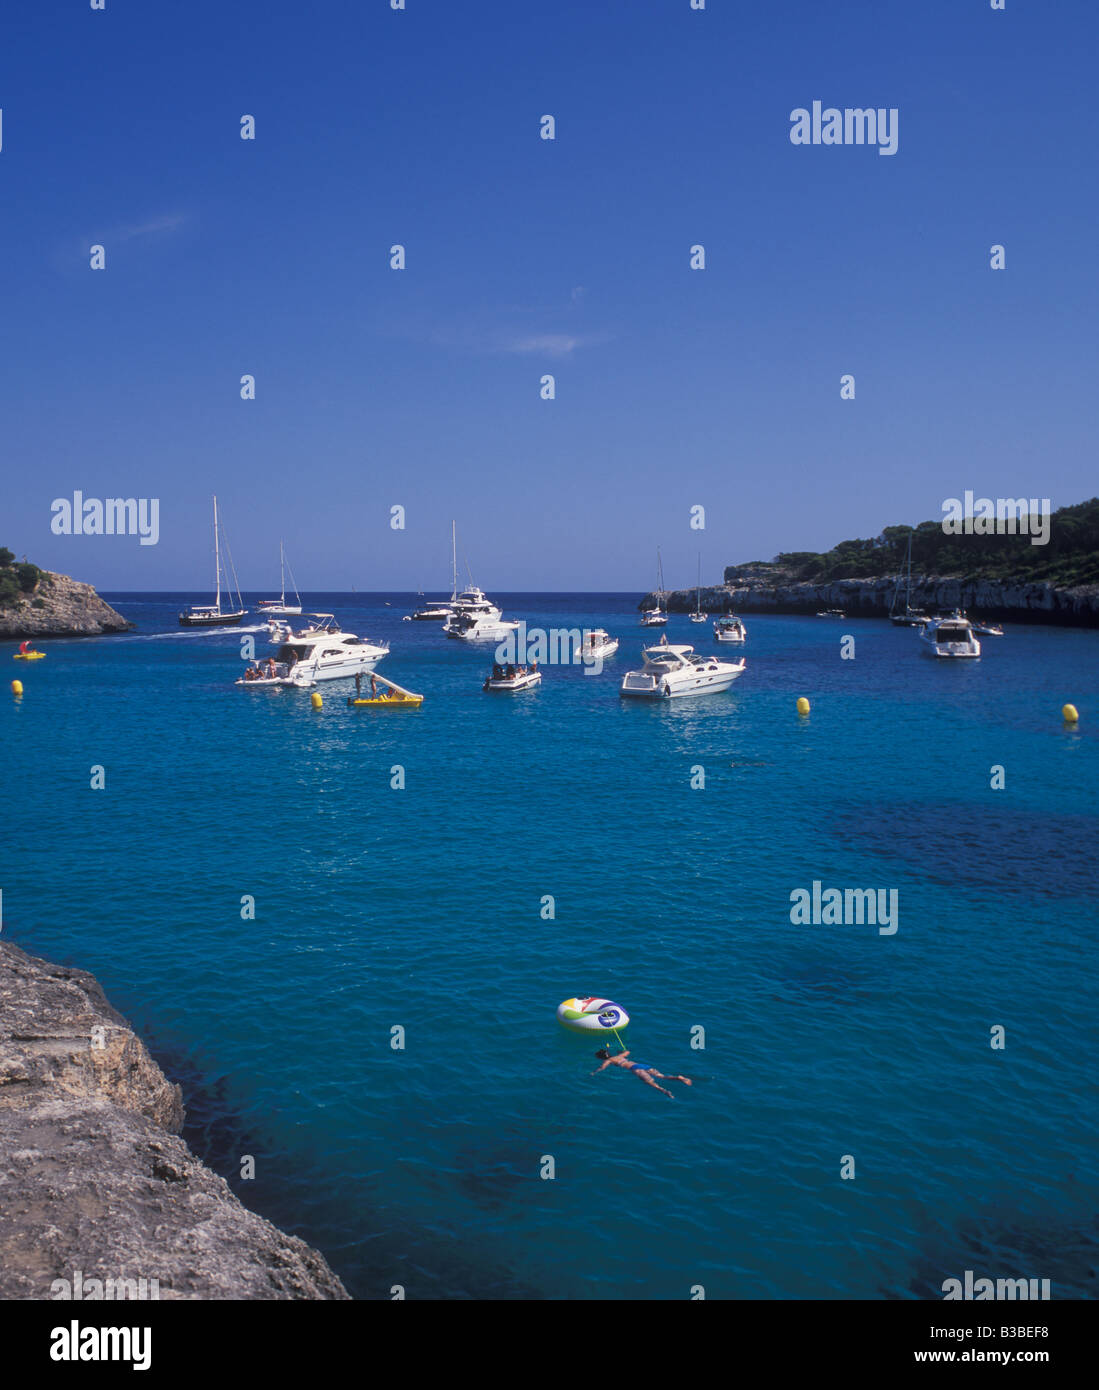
xmin=591 ymin=1048 xmax=693 ymax=1099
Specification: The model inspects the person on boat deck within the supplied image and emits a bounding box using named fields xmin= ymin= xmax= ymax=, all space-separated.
xmin=492 ymin=663 xmax=503 ymax=678
xmin=592 ymin=1048 xmax=693 ymax=1100
xmin=370 ymin=673 xmax=378 ymax=697
xmin=354 ymin=671 xmax=362 ymax=695
xmin=264 ymin=658 xmax=276 ymax=677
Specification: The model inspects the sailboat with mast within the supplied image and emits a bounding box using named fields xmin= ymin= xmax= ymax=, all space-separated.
xmin=690 ymin=554 xmax=707 ymax=622
xmin=179 ymin=496 xmax=248 ymax=628
xmin=640 ymin=548 xmax=668 ymax=626
xmin=407 ymin=520 xmax=459 ymax=620
xmin=889 ymin=534 xmax=927 ymax=627
xmin=256 ymin=540 xmax=302 ymax=615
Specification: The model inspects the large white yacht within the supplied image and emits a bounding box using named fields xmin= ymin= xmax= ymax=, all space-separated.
xmin=620 ymin=639 xmax=747 ymax=699
xmin=443 ymin=586 xmax=519 ymax=640
xmin=273 ymin=614 xmax=389 ymax=681
xmin=919 ymin=612 xmax=981 ymax=659
xmin=714 ymin=614 xmax=747 ymax=643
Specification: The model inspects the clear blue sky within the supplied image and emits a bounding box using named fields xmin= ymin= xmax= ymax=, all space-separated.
xmin=1 ymin=1 xmax=1095 ymax=593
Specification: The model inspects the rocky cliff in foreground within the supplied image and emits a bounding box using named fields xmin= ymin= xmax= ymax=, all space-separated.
xmin=0 ymin=941 xmax=349 ymax=1300
xmin=0 ymin=570 xmax=132 ymax=639
xmin=649 ymin=573 xmax=1099 ymax=626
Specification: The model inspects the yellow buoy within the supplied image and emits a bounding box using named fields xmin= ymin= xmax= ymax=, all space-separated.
xmin=311 ymin=691 xmax=322 ymax=709
xmin=11 ymin=679 xmax=23 ymax=696
xmin=796 ymin=697 xmax=810 ymax=716
xmin=1062 ymin=703 xmax=1079 ymax=723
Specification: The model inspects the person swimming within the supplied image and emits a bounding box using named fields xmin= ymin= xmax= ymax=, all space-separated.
xmin=591 ymin=1047 xmax=693 ymax=1099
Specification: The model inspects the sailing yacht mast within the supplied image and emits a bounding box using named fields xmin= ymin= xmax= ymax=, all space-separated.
xmin=279 ymin=539 xmax=286 ymax=604
xmin=213 ymin=495 xmax=222 ymax=611
xmin=450 ymin=520 xmax=458 ymax=601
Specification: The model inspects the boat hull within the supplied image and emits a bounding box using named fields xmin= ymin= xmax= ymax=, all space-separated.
xmin=620 ymin=664 xmax=746 ymax=699
xmin=179 ymin=611 xmax=246 ymax=628
xmin=485 ymin=673 xmax=542 ymax=691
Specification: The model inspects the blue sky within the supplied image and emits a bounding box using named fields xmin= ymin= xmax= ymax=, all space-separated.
xmin=1 ymin=1 xmax=1095 ymax=593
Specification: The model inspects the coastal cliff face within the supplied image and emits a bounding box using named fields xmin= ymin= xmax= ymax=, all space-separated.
xmin=650 ymin=574 xmax=1099 ymax=626
xmin=0 ymin=941 xmax=349 ymax=1300
xmin=0 ymin=570 xmax=131 ymax=639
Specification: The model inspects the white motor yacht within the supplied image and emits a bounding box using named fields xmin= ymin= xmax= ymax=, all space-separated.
xmin=443 ymin=587 xmax=519 ymax=640
xmin=582 ymin=628 xmax=619 ymax=660
xmin=919 ymin=612 xmax=981 ymax=659
xmin=714 ymin=614 xmax=747 ymax=643
xmin=273 ymin=614 xmax=389 ymax=680
xmin=620 ymin=639 xmax=746 ymax=699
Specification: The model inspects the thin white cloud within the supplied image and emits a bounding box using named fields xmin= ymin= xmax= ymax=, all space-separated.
xmin=118 ymin=213 xmax=186 ymax=241
xmin=506 ymin=333 xmax=584 ymax=357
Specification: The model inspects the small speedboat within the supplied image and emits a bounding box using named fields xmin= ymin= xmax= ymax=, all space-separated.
xmin=13 ymin=648 xmax=45 ymax=660
xmin=582 ymin=629 xmax=619 ymax=660
xmin=484 ymin=666 xmax=542 ymax=692
xmin=713 ymin=614 xmax=747 ymax=643
xmin=971 ymin=620 xmax=1003 ymax=637
xmin=815 ymin=609 xmax=845 ymax=619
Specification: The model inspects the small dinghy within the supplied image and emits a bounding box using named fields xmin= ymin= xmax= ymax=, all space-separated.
xmin=483 ymin=664 xmax=541 ymax=692
xmin=347 ymin=673 xmax=423 ymax=707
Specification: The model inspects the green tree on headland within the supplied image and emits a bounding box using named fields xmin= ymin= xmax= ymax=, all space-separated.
xmin=0 ymin=550 xmax=44 ymax=607
xmin=726 ymin=498 xmax=1099 ymax=587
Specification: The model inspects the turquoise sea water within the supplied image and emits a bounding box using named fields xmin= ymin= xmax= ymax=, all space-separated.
xmin=3 ymin=595 xmax=1097 ymax=1300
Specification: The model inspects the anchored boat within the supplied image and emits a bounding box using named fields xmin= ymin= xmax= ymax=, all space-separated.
xmin=713 ymin=614 xmax=747 ymax=643
xmin=273 ymin=614 xmax=389 ymax=681
xmin=484 ymin=664 xmax=541 ymax=691
xmin=919 ymin=612 xmax=981 ymax=659
xmin=179 ymin=495 xmax=248 ymax=628
xmin=256 ymin=540 xmax=303 ymax=615
xmin=620 ymin=638 xmax=746 ymax=699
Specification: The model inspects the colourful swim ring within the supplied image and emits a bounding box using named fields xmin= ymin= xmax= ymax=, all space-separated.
xmin=556 ymin=997 xmax=629 ymax=1033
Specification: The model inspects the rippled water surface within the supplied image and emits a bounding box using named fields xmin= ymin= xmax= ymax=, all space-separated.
xmin=3 ymin=595 xmax=1097 ymax=1299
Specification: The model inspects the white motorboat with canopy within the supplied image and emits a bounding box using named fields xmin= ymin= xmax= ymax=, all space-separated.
xmin=713 ymin=614 xmax=747 ymax=643
xmin=620 ymin=638 xmax=746 ymax=699
xmin=582 ymin=628 xmax=619 ymax=660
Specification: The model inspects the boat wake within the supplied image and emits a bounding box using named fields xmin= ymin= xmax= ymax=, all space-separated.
xmin=114 ymin=625 xmax=269 ymax=642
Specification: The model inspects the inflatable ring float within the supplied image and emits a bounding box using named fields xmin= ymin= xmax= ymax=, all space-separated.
xmin=556 ymin=996 xmax=629 ymax=1033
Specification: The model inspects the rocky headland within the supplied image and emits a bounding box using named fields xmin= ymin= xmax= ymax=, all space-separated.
xmin=0 ymin=565 xmax=132 ymax=640
xmin=0 ymin=940 xmax=349 ymax=1300
xmin=648 ymin=569 xmax=1099 ymax=627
